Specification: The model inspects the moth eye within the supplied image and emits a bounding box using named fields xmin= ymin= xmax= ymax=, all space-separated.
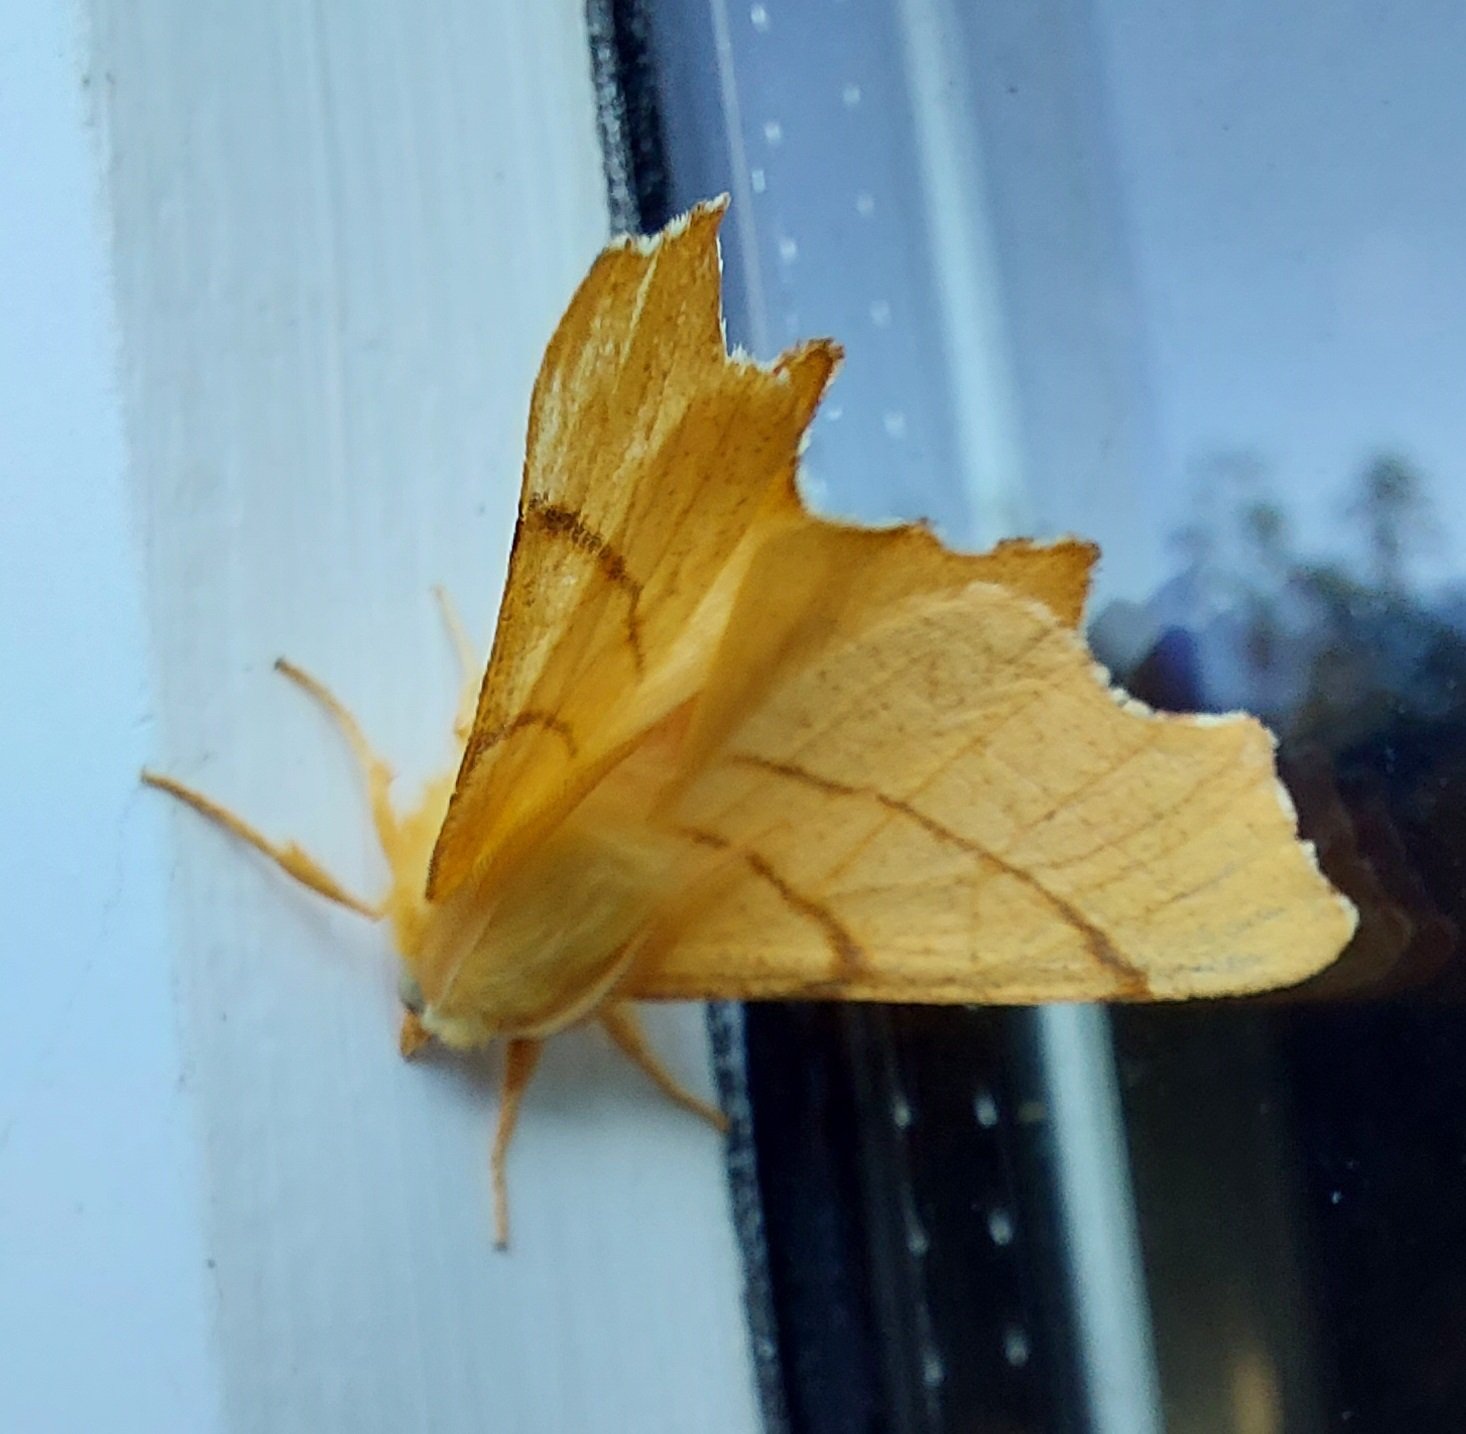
xmin=397 ymin=972 xmax=425 ymax=1013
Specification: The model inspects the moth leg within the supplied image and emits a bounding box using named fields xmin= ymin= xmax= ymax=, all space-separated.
xmin=432 ymin=586 xmax=480 ymax=741
xmin=274 ymin=658 xmax=399 ymax=859
xmin=491 ymin=1038 xmax=543 ymax=1250
xmin=141 ymin=771 xmax=382 ymax=919
xmin=600 ymin=1003 xmax=729 ymax=1132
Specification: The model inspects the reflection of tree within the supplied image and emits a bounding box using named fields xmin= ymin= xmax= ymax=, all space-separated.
xmin=1242 ymin=500 xmax=1288 ymax=570
xmin=1349 ymin=455 xmax=1431 ymax=596
xmin=1289 ymin=561 xmax=1392 ymax=748
xmin=1289 ymin=557 xmax=1466 ymax=750
xmin=1240 ymin=502 xmax=1289 ymax=676
xmin=1174 ymin=451 xmax=1456 ymax=746
xmin=1110 ymin=448 xmax=1466 ymax=997
xmin=1176 ymin=450 xmax=1269 ymax=600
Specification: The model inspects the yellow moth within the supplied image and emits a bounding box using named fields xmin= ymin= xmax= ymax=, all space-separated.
xmin=144 ymin=197 xmax=1355 ymax=1246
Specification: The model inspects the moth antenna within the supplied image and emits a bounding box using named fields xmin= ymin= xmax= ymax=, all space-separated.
xmin=273 ymin=658 xmax=400 ymax=861
xmin=141 ymin=770 xmax=384 ymax=920
xmin=491 ymin=1038 xmax=543 ymax=1250
xmin=600 ymin=1004 xmax=728 ymax=1132
xmin=432 ymin=586 xmax=481 ymax=741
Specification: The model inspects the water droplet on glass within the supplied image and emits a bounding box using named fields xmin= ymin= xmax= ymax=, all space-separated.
xmin=855 ymin=191 xmax=876 ymax=217
xmin=883 ymin=410 xmax=907 ymax=439
xmin=824 ymin=405 xmax=844 ymax=423
xmin=891 ymin=1091 xmax=913 ymax=1128
xmin=750 ymin=167 xmax=767 ymax=194
xmin=974 ymin=1089 xmax=999 ymax=1128
xmin=988 ymin=1207 xmax=1015 ymax=1246
xmin=750 ymin=3 xmax=770 ymax=31
xmin=842 ymin=82 xmax=862 ymax=108
xmin=869 ymin=298 xmax=892 ymax=327
xmin=921 ymin=1349 xmax=945 ymax=1389
xmin=1003 ymin=1326 xmax=1030 ymax=1367
xmin=907 ymin=1219 xmax=930 ymax=1257
xmin=778 ymin=235 xmax=799 ymax=263
xmin=763 ymin=119 xmax=783 ymax=147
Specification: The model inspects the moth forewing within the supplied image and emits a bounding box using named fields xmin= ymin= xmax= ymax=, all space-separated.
xmin=628 ymin=577 xmax=1356 ymax=1005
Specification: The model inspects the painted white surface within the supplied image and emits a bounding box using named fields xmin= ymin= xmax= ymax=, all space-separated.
xmin=0 ymin=6 xmax=223 ymax=1432
xmin=0 ymin=3 xmax=762 ymax=1431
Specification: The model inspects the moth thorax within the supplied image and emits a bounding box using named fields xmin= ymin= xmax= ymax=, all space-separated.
xmin=417 ymin=814 xmax=680 ymax=1044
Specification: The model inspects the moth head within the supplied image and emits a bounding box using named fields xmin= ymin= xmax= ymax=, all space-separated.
xmin=395 ymin=972 xmax=431 ymax=1057
xmin=396 ymin=968 xmax=488 ymax=1055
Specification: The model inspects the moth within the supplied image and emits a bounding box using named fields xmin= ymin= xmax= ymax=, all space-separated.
xmin=145 ymin=197 xmax=1355 ymax=1245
